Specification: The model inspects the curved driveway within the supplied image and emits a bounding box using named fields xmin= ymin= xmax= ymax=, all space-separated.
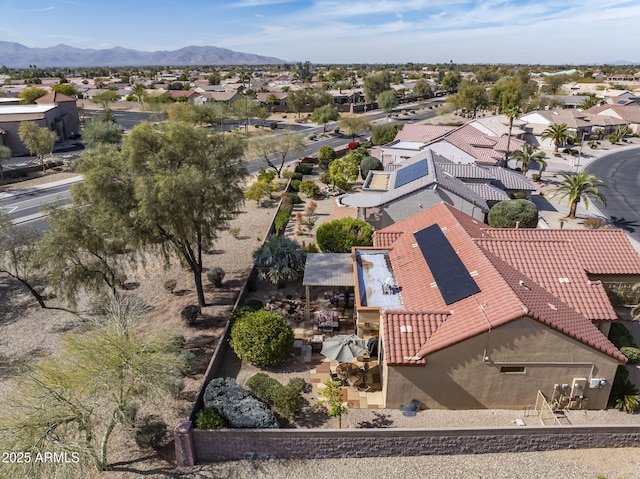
xmin=585 ymin=145 xmax=640 ymax=243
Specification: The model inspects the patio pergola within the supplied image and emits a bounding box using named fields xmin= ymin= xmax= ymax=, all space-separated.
xmin=302 ymin=253 xmax=355 ymax=320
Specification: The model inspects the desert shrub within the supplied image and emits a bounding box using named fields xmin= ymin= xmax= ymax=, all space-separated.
xmin=289 ymin=179 xmax=301 ymax=192
xmin=371 ymin=123 xmax=403 ymax=145
xmin=163 ymin=278 xmax=177 ymax=293
xmin=488 ymin=199 xmax=538 ymax=228
xmin=206 ymin=267 xmax=225 ymax=287
xmin=318 ymin=145 xmax=337 ymax=170
xmin=273 ymin=383 xmax=304 ymax=419
xmin=583 ymin=218 xmax=606 ymax=229
xmin=295 ymin=163 xmax=314 ymax=175
xmin=621 ymin=347 xmax=640 ymax=363
xmin=287 ymin=377 xmax=307 ymax=393
xmin=229 ymin=227 xmax=241 ymax=238
xmin=229 ymin=305 xmax=254 ymax=325
xmin=135 ymin=420 xmax=168 ymax=449
xmin=203 ymin=377 xmax=279 ymax=428
xmin=230 ymin=309 xmax=294 ymax=367
xmin=302 ymin=241 xmax=319 ymax=253
xmin=195 ymin=407 xmax=228 ymax=430
xmin=299 ymin=180 xmax=320 ymax=197
xmin=257 ymin=167 xmax=277 ymax=183
xmin=246 ymin=373 xmax=282 ymax=404
xmin=167 ymin=378 xmax=186 ymax=397
xmin=179 ymin=350 xmax=197 ymax=374
xmin=274 ymin=206 xmax=292 ymax=235
xmin=610 ymin=372 xmax=640 ymax=413
xmin=360 ymin=156 xmax=384 ymax=180
xmin=180 ymin=305 xmax=201 ymax=325
xmin=285 ymin=192 xmax=303 ymax=204
xmin=282 ymin=171 xmax=303 ymax=181
xmin=512 ymin=191 xmax=527 ymax=200
xmin=608 ymin=321 xmax=637 ymax=348
xmin=316 ymin=217 xmax=374 ymax=253
xmin=348 ymin=141 xmax=360 ymax=150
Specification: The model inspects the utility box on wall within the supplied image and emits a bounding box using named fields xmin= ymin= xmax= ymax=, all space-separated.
xmin=571 ymin=377 xmax=587 ymax=398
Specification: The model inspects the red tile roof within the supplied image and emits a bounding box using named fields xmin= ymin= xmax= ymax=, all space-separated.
xmin=35 ymin=91 xmax=76 ymax=103
xmin=374 ymin=203 xmax=632 ymax=365
xmin=481 ymin=229 xmax=640 ymax=275
xmin=394 ymin=124 xmax=455 ymax=143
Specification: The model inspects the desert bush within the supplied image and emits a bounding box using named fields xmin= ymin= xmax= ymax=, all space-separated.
xmin=610 ymin=370 xmax=640 ymax=413
xmin=287 ymin=377 xmax=307 ymax=393
xmin=285 ymin=192 xmax=303 ymax=204
xmin=289 ymin=179 xmax=301 ymax=192
xmin=230 ymin=309 xmax=294 ymax=367
xmin=274 ymin=207 xmax=292 ymax=235
xmin=163 ymin=278 xmax=177 ymax=293
xmin=247 ymin=373 xmax=282 ymax=404
xmin=229 ymin=305 xmax=254 ymax=325
xmin=206 ymin=267 xmax=225 ymax=287
xmin=295 ymin=163 xmax=314 ymax=175
xmin=302 ymin=241 xmax=319 ymax=253
xmin=135 ymin=420 xmax=168 ymax=449
xmin=488 ymin=199 xmax=538 ymax=228
xmin=179 ymin=350 xmax=197 ymax=374
xmin=299 ymin=180 xmax=320 ymax=197
xmin=360 ymin=156 xmax=384 ymax=180
xmin=195 ymin=407 xmax=228 ymax=430
xmin=316 ymin=217 xmax=374 ymax=253
xmin=203 ymin=377 xmax=279 ymax=428
xmin=348 ymin=141 xmax=360 ymax=150
xmin=621 ymin=347 xmax=640 ymax=363
xmin=371 ymin=123 xmax=403 ymax=145
xmin=273 ymin=383 xmax=304 ymax=419
xmin=229 ymin=227 xmax=241 ymax=238
xmin=180 ymin=305 xmax=201 ymax=325
xmin=257 ymin=167 xmax=277 ymax=183
xmin=318 ymin=145 xmax=337 ymax=170
xmin=319 ymin=171 xmax=331 ymax=184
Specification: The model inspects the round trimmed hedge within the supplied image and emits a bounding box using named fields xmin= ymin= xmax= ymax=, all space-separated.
xmin=229 ymin=309 xmax=294 ymax=367
xmin=487 ymin=199 xmax=538 ymax=228
xmin=315 ymin=217 xmax=374 ymax=253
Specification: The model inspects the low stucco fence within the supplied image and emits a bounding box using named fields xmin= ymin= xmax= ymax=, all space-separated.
xmin=175 ymin=424 xmax=640 ymax=465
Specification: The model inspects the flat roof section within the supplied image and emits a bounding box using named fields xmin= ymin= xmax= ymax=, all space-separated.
xmin=367 ymin=172 xmax=390 ymax=191
xmin=356 ymin=250 xmax=402 ymax=310
xmin=0 ymin=105 xmax=57 ymax=115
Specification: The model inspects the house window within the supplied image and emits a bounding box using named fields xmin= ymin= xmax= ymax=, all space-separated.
xmin=500 ymin=366 xmax=526 ymax=374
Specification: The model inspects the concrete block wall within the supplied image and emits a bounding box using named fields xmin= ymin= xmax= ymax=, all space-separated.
xmin=175 ymin=425 xmax=640 ymax=465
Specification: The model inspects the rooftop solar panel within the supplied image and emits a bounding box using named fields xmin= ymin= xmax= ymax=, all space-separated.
xmin=414 ymin=224 xmax=480 ymax=305
xmin=394 ymin=159 xmax=429 ymax=188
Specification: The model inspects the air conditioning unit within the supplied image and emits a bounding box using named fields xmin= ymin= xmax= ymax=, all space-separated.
xmin=589 ymin=377 xmax=606 ymax=388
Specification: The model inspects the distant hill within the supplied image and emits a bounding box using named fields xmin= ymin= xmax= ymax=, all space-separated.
xmin=0 ymin=42 xmax=288 ymax=68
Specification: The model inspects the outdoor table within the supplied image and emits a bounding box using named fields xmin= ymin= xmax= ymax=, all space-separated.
xmin=318 ymin=310 xmax=339 ymax=330
xmin=336 ymin=362 xmax=361 ymax=379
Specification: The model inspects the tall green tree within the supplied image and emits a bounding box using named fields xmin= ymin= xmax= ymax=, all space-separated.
xmin=0 ymin=211 xmax=58 ymax=310
xmin=82 ymin=119 xmax=124 ymax=148
xmin=549 ymin=171 xmax=607 ymax=219
xmin=541 ymin=123 xmax=570 ymax=153
xmin=132 ymin=83 xmax=146 ymax=108
xmin=295 ymin=60 xmax=313 ymax=83
xmin=363 ymin=71 xmax=392 ymax=103
xmin=338 ymin=114 xmax=371 ymax=141
xmin=377 ymin=89 xmax=399 ymax=113
xmin=310 ymin=103 xmax=339 ymax=133
xmin=287 ymin=89 xmax=308 ymax=118
xmin=440 ymin=71 xmax=462 ymax=91
xmin=248 ymin=129 xmax=305 ymax=178
xmin=0 ymin=295 xmax=185 ymax=475
xmin=0 ymin=145 xmax=11 ymax=180
xmin=232 ymin=96 xmax=266 ymax=134
xmin=52 ymin=83 xmax=78 ymax=97
xmin=414 ymin=79 xmax=433 ymax=98
xmin=451 ymin=80 xmax=489 ymax=118
xmin=37 ymin=201 xmax=131 ymax=306
xmin=17 ymin=121 xmax=57 ymax=171
xmin=75 ymin=121 xmax=247 ymax=307
xmin=510 ymin=143 xmax=547 ymax=176
xmin=18 ymin=86 xmax=47 ymax=104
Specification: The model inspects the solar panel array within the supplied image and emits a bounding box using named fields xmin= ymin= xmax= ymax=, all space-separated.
xmin=414 ymin=224 xmax=481 ymax=305
xmin=394 ymin=159 xmax=429 ymax=188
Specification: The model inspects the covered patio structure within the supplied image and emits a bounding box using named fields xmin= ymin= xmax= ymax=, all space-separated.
xmin=302 ymin=253 xmax=355 ymax=321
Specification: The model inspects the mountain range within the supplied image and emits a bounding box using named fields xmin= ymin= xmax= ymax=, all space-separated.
xmin=0 ymin=42 xmax=288 ymax=68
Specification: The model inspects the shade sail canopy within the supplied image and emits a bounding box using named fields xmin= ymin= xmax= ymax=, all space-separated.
xmin=321 ymin=334 xmax=367 ymax=362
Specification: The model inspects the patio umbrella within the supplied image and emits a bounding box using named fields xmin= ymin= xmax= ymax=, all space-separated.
xmin=320 ymin=334 xmax=367 ymax=363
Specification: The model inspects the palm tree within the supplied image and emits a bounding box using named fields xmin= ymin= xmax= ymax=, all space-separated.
xmin=541 ymin=123 xmax=569 ymax=154
xmin=510 ymin=144 xmax=547 ymax=177
xmin=549 ymin=171 xmax=607 ymax=219
xmin=579 ymin=96 xmax=599 ymax=109
xmin=502 ymin=104 xmax=520 ymax=166
xmin=132 ymin=83 xmax=146 ymax=109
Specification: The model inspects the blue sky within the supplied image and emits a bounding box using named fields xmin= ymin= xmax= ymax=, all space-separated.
xmin=1 ymin=0 xmax=639 ymax=64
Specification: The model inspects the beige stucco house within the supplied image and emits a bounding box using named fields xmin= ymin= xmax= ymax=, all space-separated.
xmin=0 ymin=91 xmax=80 ymax=156
xmin=352 ymin=203 xmax=640 ymax=410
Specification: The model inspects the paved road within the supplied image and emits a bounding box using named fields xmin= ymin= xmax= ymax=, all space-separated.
xmin=585 ymin=146 xmax=640 ymax=243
